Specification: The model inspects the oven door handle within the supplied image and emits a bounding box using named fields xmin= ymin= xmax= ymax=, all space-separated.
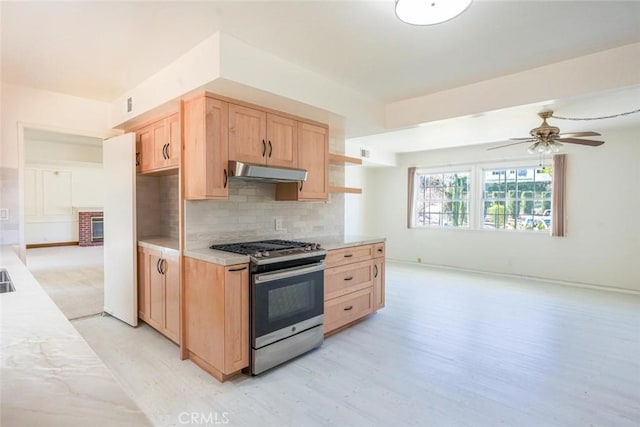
xmin=255 ymin=262 xmax=325 ymax=284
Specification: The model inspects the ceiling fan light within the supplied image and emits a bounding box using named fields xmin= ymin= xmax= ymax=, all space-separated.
xmin=395 ymin=0 xmax=473 ymax=26
xmin=536 ymin=144 xmax=548 ymax=154
xmin=527 ymin=142 xmax=538 ymax=154
xmin=550 ymin=143 xmax=561 ymax=153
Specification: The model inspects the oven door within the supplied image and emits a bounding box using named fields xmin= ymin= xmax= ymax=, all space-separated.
xmin=252 ymin=262 xmax=324 ymax=348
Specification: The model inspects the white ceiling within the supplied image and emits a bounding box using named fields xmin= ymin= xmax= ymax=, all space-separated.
xmin=2 ymin=1 xmax=640 ymax=152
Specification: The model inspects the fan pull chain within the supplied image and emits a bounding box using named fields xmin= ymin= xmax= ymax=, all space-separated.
xmin=551 ymin=108 xmax=640 ymax=121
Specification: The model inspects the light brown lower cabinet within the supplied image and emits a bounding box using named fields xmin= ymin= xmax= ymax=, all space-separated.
xmin=324 ymin=242 xmax=385 ymax=335
xmin=184 ymin=257 xmax=249 ymax=382
xmin=137 ymin=245 xmax=180 ymax=343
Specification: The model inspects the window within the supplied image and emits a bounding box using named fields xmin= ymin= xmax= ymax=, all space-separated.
xmin=408 ymin=161 xmax=558 ymax=233
xmin=482 ymin=166 xmax=552 ymax=231
xmin=412 ymin=171 xmax=470 ymax=228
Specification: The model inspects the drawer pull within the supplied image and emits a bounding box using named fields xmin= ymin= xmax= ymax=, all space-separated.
xmin=377 ymin=248 xmax=383 ymax=253
xmin=343 ymin=305 xmax=353 ymax=311
xmin=343 ymin=254 xmax=353 ymax=258
xmin=374 ymin=265 xmax=378 ymax=278
xmin=344 ymin=276 xmax=353 ymax=281
xmin=229 ymin=266 xmax=247 ymax=272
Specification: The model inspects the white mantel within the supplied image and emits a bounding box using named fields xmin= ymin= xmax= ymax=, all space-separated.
xmin=73 ymin=206 xmax=104 ymax=213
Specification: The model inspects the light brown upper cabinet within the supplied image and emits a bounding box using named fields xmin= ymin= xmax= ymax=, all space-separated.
xmin=228 ymin=104 xmax=298 ymax=169
xmin=183 ymin=96 xmax=230 ymax=200
xmin=136 ymin=113 xmax=180 ymax=174
xmin=276 ymin=122 xmax=328 ymax=201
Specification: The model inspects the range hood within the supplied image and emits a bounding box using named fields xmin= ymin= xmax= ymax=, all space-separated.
xmin=228 ymin=161 xmax=308 ymax=183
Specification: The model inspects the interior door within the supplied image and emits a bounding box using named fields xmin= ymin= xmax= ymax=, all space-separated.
xmin=103 ymin=133 xmax=138 ymax=326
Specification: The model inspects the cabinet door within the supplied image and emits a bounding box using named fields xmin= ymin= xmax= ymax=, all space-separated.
xmin=185 ymin=257 xmax=226 ymax=368
xmin=163 ymin=251 xmax=180 ymax=343
xmin=151 ymin=120 xmax=167 ymax=169
xmin=135 ymin=135 xmax=142 ymax=173
xmin=137 ymin=246 xmax=148 ymax=320
xmin=137 ymin=125 xmax=154 ymax=172
xmin=224 ymin=264 xmax=249 ymax=374
xmin=298 ymin=122 xmax=328 ymax=200
xmin=266 ymin=114 xmax=297 ymax=168
xmin=373 ymin=259 xmax=385 ymax=311
xmin=184 ymin=96 xmax=229 ymax=200
xmin=146 ymin=248 xmax=165 ymax=330
xmin=228 ymin=104 xmax=266 ymax=165
xmin=164 ymin=113 xmax=181 ymax=168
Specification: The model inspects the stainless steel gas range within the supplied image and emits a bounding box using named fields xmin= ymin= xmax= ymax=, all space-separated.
xmin=210 ymin=239 xmax=326 ymax=375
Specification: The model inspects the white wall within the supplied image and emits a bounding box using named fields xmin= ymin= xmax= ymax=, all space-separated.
xmin=0 ymin=82 xmax=114 ymax=245
xmin=344 ymin=166 xmax=367 ymax=236
xmin=349 ymin=125 xmax=640 ymax=292
xmin=26 ymin=140 xmax=102 ymax=164
xmin=24 ymin=163 xmax=104 ymax=244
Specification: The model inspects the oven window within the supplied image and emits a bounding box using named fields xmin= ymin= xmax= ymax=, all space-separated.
xmin=253 ymin=267 xmax=324 ymax=341
xmin=268 ymin=280 xmax=314 ymax=322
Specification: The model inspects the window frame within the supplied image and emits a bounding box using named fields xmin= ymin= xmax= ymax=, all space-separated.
xmin=409 ymin=159 xmax=554 ymax=234
xmin=478 ymin=161 xmax=553 ymax=233
xmin=410 ymin=166 xmax=473 ymax=229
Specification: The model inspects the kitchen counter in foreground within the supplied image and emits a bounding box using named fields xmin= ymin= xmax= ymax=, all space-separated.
xmin=0 ymin=246 xmax=152 ymax=427
xmin=316 ymin=235 xmax=386 ymax=251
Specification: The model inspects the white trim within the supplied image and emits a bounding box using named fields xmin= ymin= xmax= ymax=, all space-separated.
xmin=410 ymin=159 xmax=554 ymax=233
xmin=411 ymin=168 xmax=471 ymax=229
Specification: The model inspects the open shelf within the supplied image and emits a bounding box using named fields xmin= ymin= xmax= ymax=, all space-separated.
xmin=329 ymin=186 xmax=362 ymax=194
xmin=328 ymin=153 xmax=362 ymax=165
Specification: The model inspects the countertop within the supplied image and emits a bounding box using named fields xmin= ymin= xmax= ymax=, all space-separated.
xmin=316 ymin=235 xmax=386 ymax=251
xmin=183 ymin=236 xmax=385 ymax=266
xmin=0 ymin=246 xmax=152 ymax=427
xmin=137 ymin=236 xmax=179 ymax=252
xmin=184 ymin=247 xmax=250 ymax=266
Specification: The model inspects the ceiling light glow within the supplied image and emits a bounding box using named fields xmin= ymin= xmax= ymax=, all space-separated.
xmin=395 ymin=0 xmax=473 ymax=26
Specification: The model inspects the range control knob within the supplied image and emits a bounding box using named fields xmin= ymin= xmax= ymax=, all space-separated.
xmin=263 ymin=251 xmax=270 ymax=257
xmin=254 ymin=251 xmax=263 ymax=258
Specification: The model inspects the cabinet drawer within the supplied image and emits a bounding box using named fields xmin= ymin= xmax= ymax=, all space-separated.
xmin=373 ymin=242 xmax=385 ymax=258
xmin=325 ymin=288 xmax=373 ymax=334
xmin=325 ymin=244 xmax=374 ymax=268
xmin=324 ymin=260 xmax=373 ymax=300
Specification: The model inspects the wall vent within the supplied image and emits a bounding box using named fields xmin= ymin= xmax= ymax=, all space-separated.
xmin=360 ymin=148 xmax=371 ymax=158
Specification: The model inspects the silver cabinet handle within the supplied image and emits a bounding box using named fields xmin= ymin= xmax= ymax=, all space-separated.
xmin=255 ymin=262 xmax=324 ymax=284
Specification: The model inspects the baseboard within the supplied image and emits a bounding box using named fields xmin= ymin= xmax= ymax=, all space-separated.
xmin=26 ymin=241 xmax=79 ymax=249
xmin=389 ymin=258 xmax=640 ymax=296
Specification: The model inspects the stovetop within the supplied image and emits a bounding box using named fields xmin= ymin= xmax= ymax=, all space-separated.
xmin=210 ymin=239 xmax=325 ymax=265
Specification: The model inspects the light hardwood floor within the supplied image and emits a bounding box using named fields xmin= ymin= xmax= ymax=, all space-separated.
xmin=27 ymin=246 xmax=104 ymax=320
xmin=72 ymin=262 xmax=640 ymax=427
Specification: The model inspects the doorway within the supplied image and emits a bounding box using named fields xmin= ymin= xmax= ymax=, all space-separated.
xmin=22 ymin=127 xmax=106 ymax=320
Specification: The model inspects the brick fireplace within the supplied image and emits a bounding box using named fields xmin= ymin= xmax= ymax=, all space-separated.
xmin=79 ymin=211 xmax=104 ymax=247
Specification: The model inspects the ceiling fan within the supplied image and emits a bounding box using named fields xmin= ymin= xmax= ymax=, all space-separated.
xmin=488 ymin=111 xmax=605 ymax=153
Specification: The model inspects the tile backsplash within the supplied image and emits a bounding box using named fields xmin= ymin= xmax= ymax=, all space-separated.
xmin=137 ymin=174 xmax=179 ymax=240
xmin=185 ymin=180 xmax=344 ymax=249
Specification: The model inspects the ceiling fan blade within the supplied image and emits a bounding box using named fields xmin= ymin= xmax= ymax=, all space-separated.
xmin=487 ymin=140 xmax=530 ymax=151
xmin=510 ymin=137 xmax=536 ymax=141
xmin=558 ymin=131 xmax=601 ymax=138
xmin=556 ymin=138 xmax=604 ymax=147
